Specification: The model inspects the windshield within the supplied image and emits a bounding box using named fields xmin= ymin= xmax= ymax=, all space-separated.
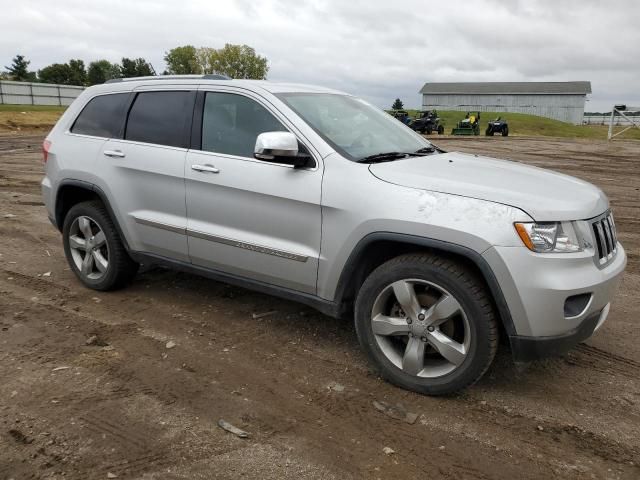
xmin=276 ymin=93 xmax=434 ymax=161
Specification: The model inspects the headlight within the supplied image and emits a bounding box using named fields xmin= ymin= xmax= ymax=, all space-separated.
xmin=514 ymin=221 xmax=582 ymax=253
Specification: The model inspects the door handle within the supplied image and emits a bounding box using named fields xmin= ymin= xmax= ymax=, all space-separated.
xmin=103 ymin=150 xmax=126 ymax=158
xmin=191 ymin=164 xmax=220 ymax=173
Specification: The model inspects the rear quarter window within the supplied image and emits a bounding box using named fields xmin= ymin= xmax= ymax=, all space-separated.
xmin=71 ymin=93 xmax=129 ymax=138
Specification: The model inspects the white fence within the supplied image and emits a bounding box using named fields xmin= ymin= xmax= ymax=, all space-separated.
xmin=0 ymin=80 xmax=84 ymax=106
xmin=583 ymin=114 xmax=640 ymax=126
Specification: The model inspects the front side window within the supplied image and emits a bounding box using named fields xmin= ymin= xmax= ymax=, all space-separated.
xmin=277 ymin=93 xmax=432 ymax=161
xmin=125 ymin=91 xmax=192 ymax=148
xmin=71 ymin=93 xmax=129 ymax=138
xmin=202 ymin=92 xmax=287 ymax=157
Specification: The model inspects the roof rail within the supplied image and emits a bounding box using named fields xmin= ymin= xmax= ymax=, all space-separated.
xmin=105 ymin=74 xmax=231 ymax=84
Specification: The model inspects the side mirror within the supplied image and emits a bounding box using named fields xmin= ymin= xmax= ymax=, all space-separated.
xmin=254 ymin=132 xmax=312 ymax=168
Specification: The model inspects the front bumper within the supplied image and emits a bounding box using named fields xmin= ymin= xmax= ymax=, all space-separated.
xmin=483 ymin=243 xmax=626 ymax=360
xmin=509 ymin=305 xmax=609 ymax=362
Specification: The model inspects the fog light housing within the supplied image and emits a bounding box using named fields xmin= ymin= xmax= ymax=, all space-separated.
xmin=564 ymin=293 xmax=592 ymax=318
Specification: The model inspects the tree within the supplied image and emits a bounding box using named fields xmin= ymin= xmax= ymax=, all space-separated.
xmin=5 ymin=55 xmax=36 ymax=81
xmin=392 ymin=98 xmax=404 ymax=110
xmin=68 ymin=59 xmax=87 ymax=85
xmin=195 ymin=47 xmax=216 ymax=74
xmin=120 ymin=57 xmax=154 ymax=78
xmin=163 ymin=46 xmax=200 ymax=74
xmin=136 ymin=58 xmax=154 ymax=76
xmin=38 ymin=59 xmax=86 ymax=85
xmin=38 ymin=63 xmax=73 ymax=84
xmin=201 ymin=44 xmax=268 ymax=79
xmin=87 ymin=60 xmax=121 ymax=85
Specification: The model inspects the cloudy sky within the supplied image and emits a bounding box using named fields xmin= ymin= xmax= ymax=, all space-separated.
xmin=2 ymin=0 xmax=639 ymax=111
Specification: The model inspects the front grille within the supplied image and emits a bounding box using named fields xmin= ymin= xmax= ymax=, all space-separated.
xmin=591 ymin=212 xmax=617 ymax=265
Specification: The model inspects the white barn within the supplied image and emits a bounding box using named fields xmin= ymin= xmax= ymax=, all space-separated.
xmin=419 ymin=81 xmax=592 ymax=124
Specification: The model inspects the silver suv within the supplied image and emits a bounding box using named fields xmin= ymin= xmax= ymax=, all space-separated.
xmin=42 ymin=76 xmax=626 ymax=395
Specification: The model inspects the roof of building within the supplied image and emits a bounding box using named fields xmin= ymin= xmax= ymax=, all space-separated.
xmin=419 ymin=81 xmax=592 ymax=95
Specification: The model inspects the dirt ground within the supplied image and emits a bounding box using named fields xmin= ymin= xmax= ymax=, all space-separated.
xmin=0 ymin=133 xmax=638 ymax=480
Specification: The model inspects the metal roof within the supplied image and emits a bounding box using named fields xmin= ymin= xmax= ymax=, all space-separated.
xmin=419 ymin=81 xmax=592 ymax=95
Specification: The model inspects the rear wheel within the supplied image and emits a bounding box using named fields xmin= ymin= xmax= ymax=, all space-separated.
xmin=426 ymin=127 xmax=432 ymax=135
xmin=355 ymin=254 xmax=498 ymax=395
xmin=437 ymin=125 xmax=444 ymax=135
xmin=63 ymin=201 xmax=138 ymax=291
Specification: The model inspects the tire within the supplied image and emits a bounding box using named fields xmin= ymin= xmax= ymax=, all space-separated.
xmin=354 ymin=253 xmax=498 ymax=395
xmin=502 ymin=126 xmax=509 ymax=137
xmin=437 ymin=125 xmax=444 ymax=135
xmin=485 ymin=128 xmax=493 ymax=136
xmin=62 ymin=200 xmax=139 ymax=291
xmin=426 ymin=127 xmax=432 ymax=135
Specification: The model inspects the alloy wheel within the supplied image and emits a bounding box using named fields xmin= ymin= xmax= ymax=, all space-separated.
xmin=68 ymin=216 xmax=109 ymax=280
xmin=371 ymin=279 xmax=471 ymax=378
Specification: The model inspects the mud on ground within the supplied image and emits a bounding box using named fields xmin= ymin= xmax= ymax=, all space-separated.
xmin=0 ymin=134 xmax=638 ymax=479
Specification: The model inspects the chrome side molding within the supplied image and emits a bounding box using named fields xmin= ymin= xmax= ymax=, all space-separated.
xmin=133 ymin=216 xmax=308 ymax=262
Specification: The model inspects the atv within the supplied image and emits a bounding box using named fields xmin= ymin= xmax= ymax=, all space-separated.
xmin=390 ymin=110 xmax=411 ymax=125
xmin=409 ymin=110 xmax=445 ymax=135
xmin=486 ymin=116 xmax=509 ymax=136
xmin=452 ymin=112 xmax=480 ymax=136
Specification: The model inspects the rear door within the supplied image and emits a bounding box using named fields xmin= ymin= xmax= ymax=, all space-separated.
xmin=184 ymin=89 xmax=322 ymax=294
xmin=59 ymin=92 xmax=131 ymax=193
xmin=96 ymin=89 xmax=195 ymax=261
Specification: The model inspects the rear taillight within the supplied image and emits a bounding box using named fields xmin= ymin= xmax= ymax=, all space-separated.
xmin=42 ymin=140 xmax=51 ymax=163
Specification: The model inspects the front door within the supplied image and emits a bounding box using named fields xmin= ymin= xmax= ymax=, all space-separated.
xmin=185 ymin=90 xmax=322 ymax=294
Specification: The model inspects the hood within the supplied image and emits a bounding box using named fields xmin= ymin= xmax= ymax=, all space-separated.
xmin=369 ymin=152 xmax=608 ymax=221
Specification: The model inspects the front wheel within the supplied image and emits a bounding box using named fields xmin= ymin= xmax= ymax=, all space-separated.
xmin=63 ymin=201 xmax=139 ymax=291
xmin=354 ymin=254 xmax=498 ymax=395
xmin=437 ymin=125 xmax=444 ymax=135
xmin=502 ymin=126 xmax=509 ymax=137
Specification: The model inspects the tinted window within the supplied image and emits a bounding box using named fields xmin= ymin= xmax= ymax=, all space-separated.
xmin=71 ymin=93 xmax=129 ymax=138
xmin=125 ymin=91 xmax=193 ymax=148
xmin=202 ymin=92 xmax=287 ymax=157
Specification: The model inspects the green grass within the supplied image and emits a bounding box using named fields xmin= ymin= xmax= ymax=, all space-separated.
xmin=0 ymin=104 xmax=67 ymax=112
xmin=391 ymin=109 xmax=640 ymax=140
xmin=0 ymin=104 xmax=67 ymax=131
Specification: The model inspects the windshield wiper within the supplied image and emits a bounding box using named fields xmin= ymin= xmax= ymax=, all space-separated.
xmin=413 ymin=146 xmax=436 ymax=154
xmin=416 ymin=145 xmax=447 ymax=154
xmin=356 ymin=151 xmax=409 ymax=163
xmin=357 ymin=147 xmax=439 ymax=163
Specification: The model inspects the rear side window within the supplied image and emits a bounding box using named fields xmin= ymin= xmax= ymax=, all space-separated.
xmin=71 ymin=93 xmax=129 ymax=138
xmin=202 ymin=92 xmax=287 ymax=157
xmin=125 ymin=91 xmax=193 ymax=148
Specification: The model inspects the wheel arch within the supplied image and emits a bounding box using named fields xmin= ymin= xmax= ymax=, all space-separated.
xmin=333 ymin=232 xmax=516 ymax=337
xmin=54 ymin=179 xmax=131 ymax=251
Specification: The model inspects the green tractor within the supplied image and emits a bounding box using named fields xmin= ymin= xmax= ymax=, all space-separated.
xmin=452 ymin=112 xmax=481 ymax=135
